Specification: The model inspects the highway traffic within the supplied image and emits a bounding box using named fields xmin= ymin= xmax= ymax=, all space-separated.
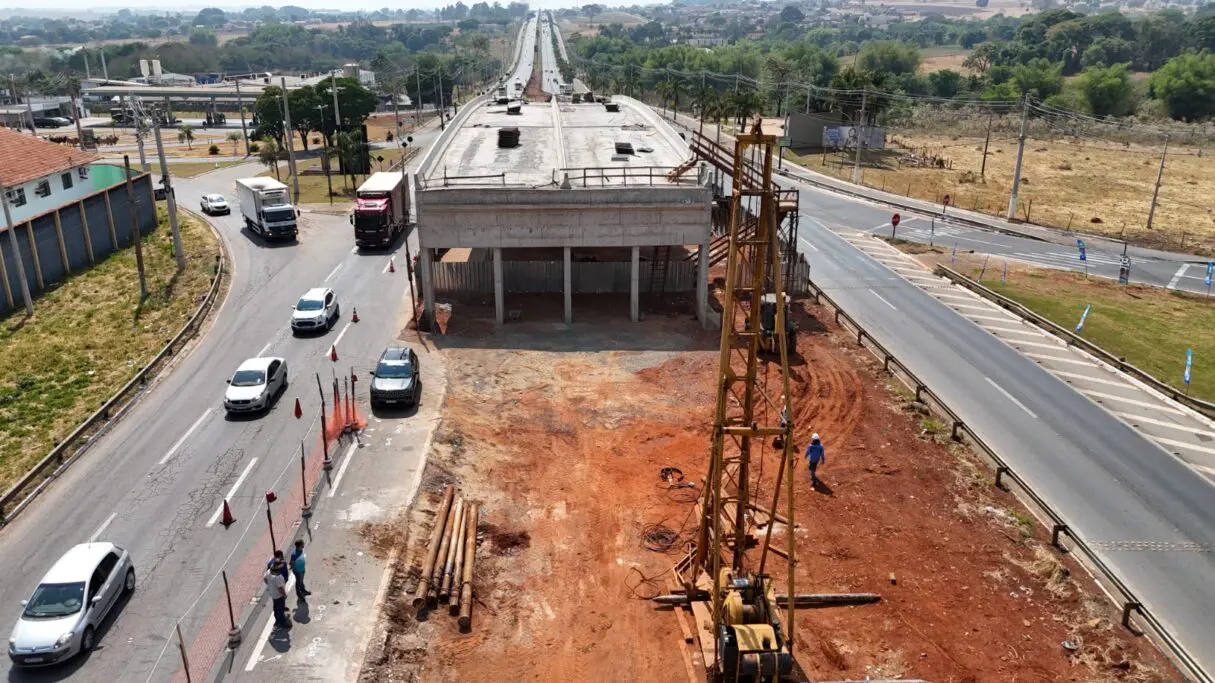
xmin=539 ymin=12 xmax=568 ymax=96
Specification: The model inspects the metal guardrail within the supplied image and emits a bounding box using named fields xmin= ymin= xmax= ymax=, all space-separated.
xmin=0 ymin=246 xmax=227 ymax=527
xmin=804 ymin=276 xmax=1209 ymax=683
xmin=936 ymin=265 xmax=1215 ymax=420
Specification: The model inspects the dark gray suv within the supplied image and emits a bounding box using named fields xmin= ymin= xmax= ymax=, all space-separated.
xmin=369 ymin=346 xmax=420 ymax=409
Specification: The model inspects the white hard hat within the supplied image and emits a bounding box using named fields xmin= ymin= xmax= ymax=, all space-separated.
xmin=811 ymin=433 xmax=820 ymax=442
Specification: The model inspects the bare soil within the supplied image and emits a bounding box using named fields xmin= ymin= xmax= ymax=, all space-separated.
xmin=358 ymin=286 xmax=1177 ymax=682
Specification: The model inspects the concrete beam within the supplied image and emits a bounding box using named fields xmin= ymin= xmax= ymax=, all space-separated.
xmin=630 ymin=246 xmax=639 ymax=322
xmin=493 ymin=247 xmax=504 ymax=325
xmin=420 ymin=247 xmax=436 ymax=328
xmin=563 ymin=246 xmax=572 ymax=325
xmin=697 ymin=239 xmax=710 ymax=328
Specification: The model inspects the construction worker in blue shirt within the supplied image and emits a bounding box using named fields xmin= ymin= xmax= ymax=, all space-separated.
xmin=806 ymin=433 xmax=825 ymax=488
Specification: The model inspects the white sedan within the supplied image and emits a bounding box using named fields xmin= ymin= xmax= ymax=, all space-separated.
xmin=223 ymin=357 xmax=288 ymax=414
xmin=200 ymin=194 xmax=230 ymax=215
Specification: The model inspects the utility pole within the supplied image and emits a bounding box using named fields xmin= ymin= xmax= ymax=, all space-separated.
xmin=851 ymin=88 xmax=868 ymax=184
xmin=392 ymin=90 xmax=402 ymax=143
xmin=1146 ymin=134 xmax=1169 ymax=231
xmin=330 ymin=70 xmax=342 ymax=135
xmin=100 ymin=48 xmax=108 ymax=81
xmin=318 ymin=104 xmax=334 ymax=204
xmin=1007 ymin=97 xmax=1029 ymax=221
xmin=235 ymin=79 xmax=249 ymax=156
xmin=71 ymin=92 xmax=87 ymax=152
xmin=83 ymin=49 xmax=91 ymax=80
xmin=280 ymin=77 xmax=300 ymax=205
xmin=435 ymin=69 xmax=446 ymax=131
xmin=0 ymin=168 xmax=35 ymax=316
xmin=415 ymin=68 xmax=423 ymax=127
xmin=129 ymin=98 xmax=150 ymax=172
xmin=151 ymin=118 xmax=186 ymax=270
xmin=980 ymin=113 xmax=993 ymax=181
xmin=121 ymin=155 xmax=148 ymax=302
xmin=10 ymin=76 xmax=33 ymax=134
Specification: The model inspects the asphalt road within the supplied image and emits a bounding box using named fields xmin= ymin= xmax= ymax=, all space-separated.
xmin=0 ymin=127 xmax=436 ymax=681
xmin=506 ymin=15 xmax=538 ymax=99
xmin=539 ymin=12 xmax=567 ymax=95
xmin=788 ymin=182 xmax=1215 ymax=675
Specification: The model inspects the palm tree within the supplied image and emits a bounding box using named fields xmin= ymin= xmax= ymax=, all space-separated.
xmin=692 ymin=84 xmax=716 ymax=135
xmin=258 ymin=138 xmax=281 ymax=180
xmin=226 ymin=131 xmax=242 ymax=155
xmin=177 ymin=123 xmax=195 ymax=150
xmin=656 ymin=78 xmax=677 ymax=117
xmin=335 ymin=130 xmax=364 ymax=191
xmin=764 ymin=56 xmax=794 ymax=117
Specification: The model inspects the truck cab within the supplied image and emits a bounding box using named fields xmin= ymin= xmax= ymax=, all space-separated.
xmin=351 ymin=172 xmax=409 ymax=249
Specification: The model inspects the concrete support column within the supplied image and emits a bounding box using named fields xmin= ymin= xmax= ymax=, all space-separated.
xmin=697 ymin=239 xmax=710 ymax=328
xmin=563 ymin=246 xmax=572 ymax=325
xmin=493 ymin=247 xmax=504 ymax=325
xmin=630 ymin=246 xmax=640 ymax=322
xmin=420 ymin=247 xmax=436 ymax=327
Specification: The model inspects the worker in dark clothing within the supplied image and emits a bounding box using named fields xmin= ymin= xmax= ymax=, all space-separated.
xmin=806 ymin=433 xmax=825 ymax=489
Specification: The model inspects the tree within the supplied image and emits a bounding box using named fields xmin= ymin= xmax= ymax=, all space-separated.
xmin=927 ymin=69 xmax=963 ymax=98
xmin=314 ymin=78 xmax=379 ymax=138
xmin=1082 ymin=37 xmax=1133 ymax=68
xmin=287 ymin=85 xmax=322 ymax=151
xmin=254 ymin=86 xmax=286 ymax=145
xmin=1011 ymin=58 xmax=1064 ymax=99
xmin=779 ymin=5 xmax=805 ymax=23
xmin=582 ymin=4 xmax=603 ymax=26
xmin=226 ymin=131 xmax=242 ymax=155
xmin=194 ymin=8 xmax=227 ymax=28
xmin=178 ymin=124 xmax=195 ymax=150
xmin=959 ymin=28 xmax=986 ymax=49
xmin=1076 ymin=63 xmax=1138 ymax=117
xmin=258 ymin=138 xmax=281 ymax=179
xmin=1150 ymin=51 xmax=1215 ymax=120
xmin=857 ymin=40 xmax=921 ymax=76
xmin=335 ymin=129 xmax=365 ymax=189
xmin=189 ymin=28 xmax=218 ymax=47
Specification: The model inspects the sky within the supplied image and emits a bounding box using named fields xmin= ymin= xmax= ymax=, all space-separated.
xmin=3 ymin=0 xmax=584 ymax=11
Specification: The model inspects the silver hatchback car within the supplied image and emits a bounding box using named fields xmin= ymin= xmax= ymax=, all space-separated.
xmin=8 ymin=542 xmax=135 ymax=667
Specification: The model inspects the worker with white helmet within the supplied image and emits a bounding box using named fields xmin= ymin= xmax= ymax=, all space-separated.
xmin=806 ymin=433 xmax=825 ymax=489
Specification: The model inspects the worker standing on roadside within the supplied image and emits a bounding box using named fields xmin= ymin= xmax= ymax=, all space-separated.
xmin=265 ymin=559 xmax=291 ymax=631
xmin=806 ymin=433 xmax=825 ymax=489
xmin=290 ymin=539 xmax=311 ymax=600
xmin=267 ymin=550 xmax=288 ymax=581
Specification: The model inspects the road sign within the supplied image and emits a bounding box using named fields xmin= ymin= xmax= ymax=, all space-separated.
xmin=891 ymin=213 xmax=901 ymax=227
xmin=1119 ymin=255 xmax=1131 ymax=285
xmin=1185 ymin=348 xmax=1193 ymax=386
xmin=1206 ymin=262 xmax=1213 ymax=287
xmin=1077 ymin=239 xmax=1087 ymax=262
xmin=1075 ymin=304 xmax=1091 ymax=333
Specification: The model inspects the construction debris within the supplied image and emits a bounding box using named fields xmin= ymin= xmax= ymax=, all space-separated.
xmin=411 ymin=484 xmax=454 ymax=608
xmin=409 ymin=487 xmax=480 ymax=630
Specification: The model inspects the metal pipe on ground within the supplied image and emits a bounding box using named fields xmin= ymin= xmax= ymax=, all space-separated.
xmin=446 ymin=503 xmax=468 ymax=614
xmin=411 ymin=485 xmax=455 ymax=608
xmin=440 ymin=499 xmax=465 ymax=602
xmin=428 ymin=495 xmax=459 ymax=606
xmin=458 ymin=502 xmax=479 ymax=631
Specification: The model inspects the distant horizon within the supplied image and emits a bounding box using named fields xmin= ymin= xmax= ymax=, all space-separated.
xmin=0 ymin=0 xmax=586 ymax=13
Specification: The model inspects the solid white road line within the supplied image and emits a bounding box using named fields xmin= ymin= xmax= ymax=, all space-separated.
xmin=964 ymin=313 xmax=1018 ymax=323
xmin=328 ymin=441 xmax=360 ymax=497
xmin=158 ymin=410 xmax=212 ymax=465
xmin=870 ymin=290 xmax=898 ymax=310
xmin=88 ymin=512 xmax=117 ymax=543
xmin=245 ymin=573 xmax=295 ymax=672
xmin=948 ymin=302 xmax=996 ymax=312
xmin=797 ymin=237 xmax=819 ymax=252
xmin=1023 ymin=351 xmax=1093 ymax=366
xmin=982 ymin=324 xmax=1041 ymax=336
xmin=257 ymin=341 xmax=273 ymax=357
xmin=1194 ymin=464 xmax=1215 ymax=477
xmin=1114 ymin=412 xmax=1215 ymax=438
xmin=1050 ymin=369 xmax=1131 ymax=388
xmin=1167 ymin=264 xmax=1190 ymax=290
xmin=1152 ymin=435 xmax=1215 ymax=457
xmin=324 ymin=262 xmax=343 ymax=282
xmin=1082 ymin=390 xmax=1185 ymax=414
xmin=933 ymin=291 xmax=980 ymax=302
xmin=331 ymin=321 xmax=353 ymax=351
xmin=985 ymin=377 xmax=1038 ymax=419
xmin=205 ymin=457 xmax=260 ymax=528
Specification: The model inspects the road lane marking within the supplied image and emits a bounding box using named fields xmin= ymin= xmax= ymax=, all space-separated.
xmin=1167 ymin=264 xmax=1190 ymax=290
xmin=985 ymin=377 xmax=1037 ymax=419
xmin=982 ymin=324 xmax=1041 ymax=336
xmin=331 ymin=321 xmax=353 ymax=351
xmin=933 ymin=291 xmax=980 ymax=302
xmin=158 ymin=410 xmax=212 ymax=465
xmin=257 ymin=341 xmax=273 ymax=357
xmin=1023 ymin=351 xmax=1093 ymax=366
xmin=1114 ymin=412 xmax=1215 ymax=438
xmin=964 ymin=313 xmax=1018 ymax=323
xmin=870 ymin=290 xmax=897 ymax=310
xmin=88 ymin=512 xmax=117 ymax=543
xmin=947 ymin=302 xmax=994 ymax=312
xmin=797 ymin=237 xmax=818 ymax=252
xmin=328 ymin=441 xmax=360 ymax=497
xmin=245 ymin=573 xmax=295 ymax=672
xmin=1004 ymin=339 xmax=1064 ymax=350
xmin=1050 ymin=369 xmax=1132 ymax=388
xmin=324 ymin=262 xmax=343 ymax=282
xmin=1081 ymin=390 xmax=1185 ymax=414
xmin=205 ymin=457 xmax=260 ymax=528
xmin=1151 ymin=435 xmax=1215 ymax=457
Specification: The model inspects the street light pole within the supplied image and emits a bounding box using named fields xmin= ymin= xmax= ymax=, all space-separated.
xmin=318 ymin=104 xmax=334 ymax=204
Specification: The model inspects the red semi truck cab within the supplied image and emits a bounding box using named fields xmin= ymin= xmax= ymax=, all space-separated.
xmin=351 ymin=171 xmax=410 ymax=248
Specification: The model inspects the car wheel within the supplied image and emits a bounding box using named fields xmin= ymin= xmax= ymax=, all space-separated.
xmin=81 ymin=626 xmax=95 ymax=653
xmin=124 ymin=568 xmax=136 ymax=593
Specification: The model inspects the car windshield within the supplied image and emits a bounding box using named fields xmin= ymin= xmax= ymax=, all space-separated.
xmin=376 ymin=361 xmax=412 ymax=379
xmin=23 ymin=582 xmax=85 ymax=619
xmin=296 ymin=298 xmax=324 ymax=312
xmin=207 ymin=195 xmax=225 ymax=203
xmin=231 ymin=369 xmax=266 ymax=386
xmin=264 ymin=206 xmax=294 ymax=220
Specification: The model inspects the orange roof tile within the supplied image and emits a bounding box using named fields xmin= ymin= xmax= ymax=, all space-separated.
xmin=0 ymin=127 xmax=100 ymax=189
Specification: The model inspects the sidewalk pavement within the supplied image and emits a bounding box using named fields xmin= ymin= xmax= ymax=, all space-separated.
xmin=226 ymin=342 xmax=446 ymax=682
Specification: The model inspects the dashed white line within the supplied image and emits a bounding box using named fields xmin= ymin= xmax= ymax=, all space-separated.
xmin=331 ymin=321 xmax=353 ymax=351
xmin=205 ymin=457 xmax=260 ymax=528
xmin=982 ymin=324 xmax=1041 ymax=336
xmin=870 ymin=290 xmax=898 ymax=310
xmin=257 ymin=341 xmax=273 ymax=357
xmin=324 ymin=262 xmax=343 ymax=282
xmin=1023 ymin=351 xmax=1093 ymax=366
xmin=244 ymin=572 xmax=295 ymax=672
xmin=328 ymin=441 xmax=360 ymax=497
xmin=985 ymin=377 xmax=1038 ymax=419
xmin=88 ymin=512 xmax=117 ymax=543
xmin=158 ymin=409 xmax=212 ymax=465
xmin=1167 ymin=264 xmax=1190 ymax=290
xmin=1114 ymin=412 xmax=1215 ymax=438
xmin=1050 ymin=369 xmax=1133 ymax=388
xmin=1151 ymin=435 xmax=1215 ymax=457
xmin=1081 ymin=390 xmax=1186 ymax=414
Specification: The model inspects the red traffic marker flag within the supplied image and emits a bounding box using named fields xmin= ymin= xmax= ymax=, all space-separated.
xmin=293 ymin=398 xmax=302 ymax=419
xmin=220 ymin=500 xmax=236 ymax=528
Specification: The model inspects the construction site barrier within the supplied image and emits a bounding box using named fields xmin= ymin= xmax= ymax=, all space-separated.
xmin=804 ymin=276 xmax=1210 ymax=683
xmin=0 ymin=229 xmax=227 ymax=527
xmin=935 ymin=265 xmax=1215 ymax=421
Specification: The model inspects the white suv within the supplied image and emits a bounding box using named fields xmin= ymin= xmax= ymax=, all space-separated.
xmin=291 ymin=287 xmax=340 ymax=334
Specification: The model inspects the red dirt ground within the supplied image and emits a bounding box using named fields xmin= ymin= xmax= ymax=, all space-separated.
xmin=359 ymin=291 xmax=1177 ymax=682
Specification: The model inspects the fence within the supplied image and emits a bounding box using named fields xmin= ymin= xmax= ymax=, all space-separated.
xmin=433 ymin=259 xmax=698 ymax=295
xmin=804 ymin=275 xmax=1209 ymax=683
xmin=1 ymin=173 xmax=156 ymax=313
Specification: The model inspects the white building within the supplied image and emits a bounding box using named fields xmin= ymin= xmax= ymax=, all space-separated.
xmin=0 ymin=128 xmax=126 ymax=225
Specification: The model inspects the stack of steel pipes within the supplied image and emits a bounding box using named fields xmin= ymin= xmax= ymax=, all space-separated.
xmin=411 ymin=484 xmax=479 ymax=630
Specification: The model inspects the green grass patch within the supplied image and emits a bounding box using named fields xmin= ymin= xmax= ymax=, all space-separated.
xmin=980 ymin=269 xmax=1215 ymax=403
xmin=257 ymin=147 xmax=407 ymax=205
xmin=148 ymin=161 xmax=242 ymax=179
xmin=0 ymin=209 xmax=220 ymax=491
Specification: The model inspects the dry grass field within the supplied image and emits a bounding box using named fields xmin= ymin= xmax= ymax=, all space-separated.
xmin=918 ymin=47 xmax=975 ymax=74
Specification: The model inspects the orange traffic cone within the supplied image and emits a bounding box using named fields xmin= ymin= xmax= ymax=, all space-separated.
xmin=330 ymin=344 xmax=339 ymax=362
xmin=388 ymin=259 xmax=395 ymax=273
xmin=220 ymin=500 xmax=236 ymax=528
xmin=351 ymin=308 xmax=359 ymax=323
xmin=293 ymin=398 xmax=302 ymax=419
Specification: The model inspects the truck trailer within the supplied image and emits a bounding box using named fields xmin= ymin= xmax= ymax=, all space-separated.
xmin=351 ymin=172 xmax=409 ymax=248
xmin=235 ymin=177 xmax=298 ymax=241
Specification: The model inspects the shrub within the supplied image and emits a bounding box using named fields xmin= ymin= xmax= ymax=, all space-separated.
xmin=249 ymin=142 xmax=260 ymax=153
xmin=208 ymin=144 xmax=220 ymax=155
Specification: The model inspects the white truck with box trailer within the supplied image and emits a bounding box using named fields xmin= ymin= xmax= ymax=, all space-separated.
xmin=234 ymin=177 xmax=298 ymax=241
